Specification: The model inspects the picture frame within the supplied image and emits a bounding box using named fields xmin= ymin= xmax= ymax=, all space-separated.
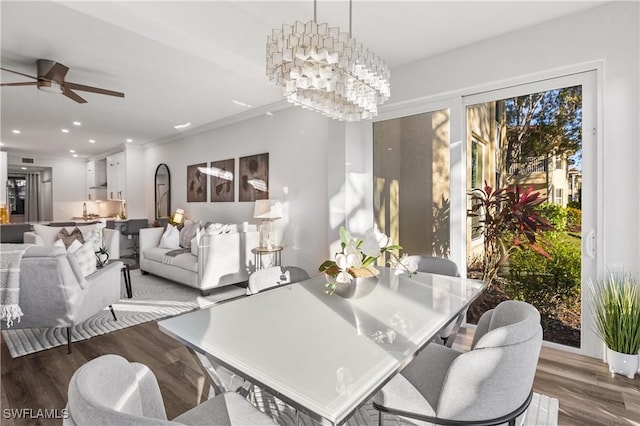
xmin=239 ymin=153 xmax=269 ymax=202
xmin=210 ymin=158 xmax=235 ymax=202
xmin=186 ymin=163 xmax=207 ymax=202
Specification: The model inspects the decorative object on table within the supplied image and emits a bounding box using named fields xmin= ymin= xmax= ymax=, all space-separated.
xmin=239 ymin=153 xmax=269 ymax=202
xmin=266 ymin=0 xmax=390 ymax=122
xmin=210 ymin=158 xmax=235 ymax=202
xmin=187 ymin=163 xmax=208 ymax=202
xmin=319 ymin=226 xmax=418 ymax=296
xmin=253 ymin=199 xmax=282 ymax=249
xmin=170 ymin=208 xmax=184 ymax=226
xmin=589 ymin=272 xmax=640 ymax=379
xmin=93 ymin=219 xmax=110 ymax=267
xmin=154 ymin=163 xmax=171 ymax=219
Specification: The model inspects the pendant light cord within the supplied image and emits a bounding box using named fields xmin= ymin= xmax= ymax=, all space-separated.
xmin=313 ymin=0 xmax=353 ymax=36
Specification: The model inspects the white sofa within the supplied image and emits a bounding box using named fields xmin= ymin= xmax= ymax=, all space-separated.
xmin=139 ymin=225 xmax=259 ymax=293
xmin=24 ymin=225 xmax=120 ymax=259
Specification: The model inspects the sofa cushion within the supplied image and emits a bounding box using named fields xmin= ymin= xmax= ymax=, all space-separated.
xmin=159 ymin=224 xmax=180 ymax=249
xmin=33 ymin=224 xmax=99 ymax=247
xmin=54 ymin=238 xmax=83 ymax=253
xmin=143 ymin=247 xmax=197 ymax=273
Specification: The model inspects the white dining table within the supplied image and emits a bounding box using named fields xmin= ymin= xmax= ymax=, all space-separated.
xmin=158 ymin=267 xmax=486 ymax=425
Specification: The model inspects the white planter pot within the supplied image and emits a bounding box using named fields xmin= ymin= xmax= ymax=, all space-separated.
xmin=606 ymin=347 xmax=639 ymax=379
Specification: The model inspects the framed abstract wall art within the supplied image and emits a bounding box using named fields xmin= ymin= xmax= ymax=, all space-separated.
xmin=186 ymin=163 xmax=207 ymax=202
xmin=210 ymin=158 xmax=235 ymax=202
xmin=239 ymin=153 xmax=269 ymax=201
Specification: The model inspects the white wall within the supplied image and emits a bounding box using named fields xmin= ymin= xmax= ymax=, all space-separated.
xmin=337 ymin=1 xmax=639 ymax=275
xmin=143 ymin=107 xmax=330 ymax=274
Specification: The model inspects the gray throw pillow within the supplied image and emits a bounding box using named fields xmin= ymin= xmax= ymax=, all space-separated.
xmin=179 ymin=221 xmax=200 ymax=249
xmin=57 ymin=227 xmax=84 ymax=249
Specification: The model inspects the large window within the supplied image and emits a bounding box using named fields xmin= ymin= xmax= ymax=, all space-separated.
xmin=470 ymin=139 xmax=485 ymax=240
xmin=373 ymin=109 xmax=451 ymax=258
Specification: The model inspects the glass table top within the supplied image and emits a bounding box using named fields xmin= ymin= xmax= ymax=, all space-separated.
xmin=159 ymin=268 xmax=486 ymax=425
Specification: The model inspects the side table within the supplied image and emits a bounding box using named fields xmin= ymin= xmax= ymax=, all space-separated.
xmin=252 ymin=246 xmax=283 ymax=270
xmin=109 ymin=258 xmax=136 ymax=298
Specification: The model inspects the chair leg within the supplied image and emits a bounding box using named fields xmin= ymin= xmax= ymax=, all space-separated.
xmin=66 ymin=327 xmax=72 ymax=354
xmin=379 ymin=410 xmax=384 ymax=426
xmin=109 ymin=305 xmax=118 ymax=321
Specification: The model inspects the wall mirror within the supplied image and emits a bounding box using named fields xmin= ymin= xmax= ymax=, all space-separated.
xmin=155 ymin=164 xmax=171 ymax=219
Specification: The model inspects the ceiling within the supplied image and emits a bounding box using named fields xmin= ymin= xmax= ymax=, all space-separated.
xmin=1 ymin=1 xmax=606 ymax=161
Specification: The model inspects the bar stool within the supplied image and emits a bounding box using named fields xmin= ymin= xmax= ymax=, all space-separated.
xmin=121 ymin=219 xmax=148 ymax=259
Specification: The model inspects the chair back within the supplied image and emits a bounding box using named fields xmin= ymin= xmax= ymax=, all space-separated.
xmin=410 ymin=255 xmax=460 ymax=277
xmin=122 ymin=219 xmax=149 ymax=236
xmin=437 ymin=301 xmax=542 ymax=421
xmin=65 ymin=354 xmax=173 ymax=426
xmin=247 ymin=266 xmax=310 ymax=295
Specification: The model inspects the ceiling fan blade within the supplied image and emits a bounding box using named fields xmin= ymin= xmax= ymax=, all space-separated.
xmin=0 ymin=67 xmax=38 ymax=80
xmin=0 ymin=82 xmax=38 ymax=87
xmin=65 ymin=82 xmax=124 ymax=98
xmin=62 ymin=87 xmax=87 ymax=104
xmin=41 ymin=62 xmax=69 ymax=82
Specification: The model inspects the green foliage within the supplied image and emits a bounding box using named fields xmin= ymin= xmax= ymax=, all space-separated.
xmin=567 ymin=200 xmax=581 ymax=210
xmin=468 ymin=183 xmax=554 ymax=287
xmin=506 ymin=233 xmax=581 ymax=321
xmin=535 ymin=203 xmax=567 ymax=232
xmin=566 ymin=207 xmax=582 ymax=231
xmin=504 ymin=87 xmax=582 ymax=170
xmin=589 ymin=273 xmax=640 ymax=354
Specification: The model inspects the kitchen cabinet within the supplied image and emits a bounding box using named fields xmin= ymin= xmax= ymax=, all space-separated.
xmin=86 ymin=159 xmax=107 ymax=201
xmin=107 ymin=152 xmax=126 ymax=201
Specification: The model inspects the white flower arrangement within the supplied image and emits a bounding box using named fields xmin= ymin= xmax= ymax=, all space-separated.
xmin=319 ymin=226 xmax=418 ymax=295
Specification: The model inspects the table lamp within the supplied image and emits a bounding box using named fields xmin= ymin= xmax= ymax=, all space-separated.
xmin=171 ymin=208 xmax=184 ymax=226
xmin=253 ymin=199 xmax=282 ymax=249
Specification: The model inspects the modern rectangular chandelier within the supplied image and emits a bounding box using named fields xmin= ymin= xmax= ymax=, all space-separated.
xmin=266 ymin=0 xmax=390 ymax=122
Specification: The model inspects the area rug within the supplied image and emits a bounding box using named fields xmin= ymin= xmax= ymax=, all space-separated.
xmin=252 ymin=388 xmax=559 ymax=426
xmin=1 ymin=270 xmax=245 ymax=358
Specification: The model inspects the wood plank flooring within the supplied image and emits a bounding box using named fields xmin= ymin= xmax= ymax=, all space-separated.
xmin=1 ymin=322 xmax=639 ymax=425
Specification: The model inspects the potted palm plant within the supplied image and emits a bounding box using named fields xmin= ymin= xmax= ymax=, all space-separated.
xmin=589 ymin=273 xmax=640 ymax=379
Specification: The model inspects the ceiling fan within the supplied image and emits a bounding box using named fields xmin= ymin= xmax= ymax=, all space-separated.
xmin=0 ymin=59 xmax=124 ymax=104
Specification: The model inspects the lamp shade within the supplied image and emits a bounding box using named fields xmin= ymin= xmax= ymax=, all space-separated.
xmin=253 ymin=199 xmax=282 ymax=220
xmin=172 ymin=208 xmax=184 ymax=225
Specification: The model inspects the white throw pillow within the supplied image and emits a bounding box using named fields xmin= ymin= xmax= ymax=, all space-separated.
xmin=54 ymin=238 xmax=83 ymax=253
xmin=190 ymin=228 xmax=204 ymax=256
xmin=33 ymin=224 xmax=64 ymax=246
xmin=69 ymin=240 xmax=97 ymax=278
xmin=159 ymin=224 xmax=180 ymax=249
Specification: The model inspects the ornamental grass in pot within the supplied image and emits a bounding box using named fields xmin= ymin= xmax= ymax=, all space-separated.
xmin=589 ymin=273 xmax=640 ymax=379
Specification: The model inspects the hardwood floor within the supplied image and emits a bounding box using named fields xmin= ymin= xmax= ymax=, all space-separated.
xmin=1 ymin=322 xmax=638 ymax=425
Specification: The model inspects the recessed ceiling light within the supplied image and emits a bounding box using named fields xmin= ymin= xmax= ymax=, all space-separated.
xmin=73 ymin=121 xmax=82 ymax=126
xmin=61 ymin=128 xmax=70 ymax=133
xmin=12 ymin=129 xmax=20 ymax=134
xmin=232 ymin=99 xmax=253 ymax=108
xmin=126 ymin=138 xmax=133 ymax=143
xmin=173 ymin=122 xmax=191 ymax=129
xmin=89 ymin=139 xmax=95 ymax=143
xmin=21 ymin=167 xmax=27 ymax=170
xmin=72 ymin=154 xmax=78 ymax=158
xmin=0 ymin=142 xmax=4 ymax=146
xmin=265 ymin=112 xmax=274 ymax=116
xmin=69 ymin=149 xmax=76 ymax=153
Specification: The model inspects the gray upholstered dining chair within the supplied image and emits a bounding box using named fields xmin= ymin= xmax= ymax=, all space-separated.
xmin=373 ymin=300 xmax=543 ymax=426
xmin=408 ymin=255 xmax=461 ymax=344
xmin=247 ymin=266 xmax=310 ymax=295
xmin=64 ymin=354 xmax=275 ymax=426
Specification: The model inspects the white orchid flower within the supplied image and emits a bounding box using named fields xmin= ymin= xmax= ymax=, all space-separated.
xmin=335 ymin=270 xmax=353 ymax=283
xmin=391 ymin=253 xmax=419 ymax=275
xmin=336 ymin=245 xmax=362 ymax=271
xmin=361 ymin=227 xmax=390 ymax=258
